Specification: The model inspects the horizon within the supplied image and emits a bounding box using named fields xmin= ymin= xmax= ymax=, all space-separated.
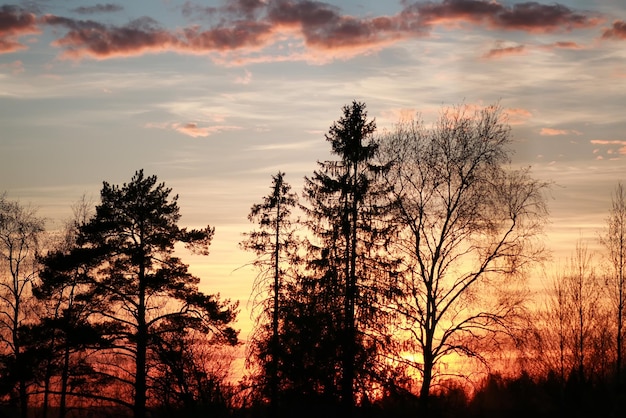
xmin=1 ymin=1 xmax=625 ymax=384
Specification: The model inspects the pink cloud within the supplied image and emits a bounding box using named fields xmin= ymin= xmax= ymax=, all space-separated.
xmin=146 ymin=121 xmax=241 ymax=138
xmin=551 ymin=41 xmax=582 ymax=49
xmin=602 ymin=20 xmax=626 ymax=40
xmin=540 ymin=128 xmax=582 ymax=136
xmin=0 ymin=5 xmax=40 ymax=53
xmin=36 ymin=0 xmax=601 ymax=61
xmin=590 ymin=140 xmax=626 ymax=145
xmin=590 ymin=139 xmax=626 ymax=156
xmin=483 ymin=44 xmax=525 ymax=59
xmin=504 ymin=107 xmax=532 ymax=125
xmin=172 ymin=122 xmax=241 ymax=138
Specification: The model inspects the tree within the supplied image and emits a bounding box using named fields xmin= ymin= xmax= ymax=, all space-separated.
xmin=39 ymin=170 xmax=238 ymax=418
xmin=300 ymin=101 xmax=398 ymax=411
xmin=564 ymin=240 xmax=600 ymax=383
xmin=602 ymin=182 xmax=626 ymax=386
xmin=34 ymin=195 xmax=113 ymax=418
xmin=0 ymin=194 xmax=45 ymax=418
xmin=240 ymin=171 xmax=298 ymax=413
xmin=378 ymin=104 xmax=548 ymax=405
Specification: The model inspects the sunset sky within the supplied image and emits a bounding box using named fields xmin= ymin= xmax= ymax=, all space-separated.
xmin=1 ymin=0 xmax=625 ymax=347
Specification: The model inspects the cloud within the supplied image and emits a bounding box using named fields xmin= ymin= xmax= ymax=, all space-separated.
xmin=0 ymin=59 xmax=24 ymax=74
xmin=602 ymin=20 xmax=626 ymax=40
xmin=183 ymin=20 xmax=274 ymax=51
xmin=146 ymin=121 xmax=241 ymax=138
xmin=590 ymin=140 xmax=626 ymax=146
xmin=72 ymin=4 xmax=124 ymax=15
xmin=267 ymin=0 xmax=420 ymax=51
xmin=540 ymin=128 xmax=582 ymax=136
xmin=222 ymin=0 xmax=268 ymax=19
xmin=0 ymin=5 xmax=40 ymax=53
xmin=483 ymin=39 xmax=583 ymax=59
xmin=590 ymin=139 xmax=626 ymax=156
xmin=181 ymin=2 xmax=218 ymax=19
xmin=182 ymin=0 xmax=266 ymax=20
xmin=38 ymin=0 xmax=600 ymax=61
xmin=247 ymin=139 xmax=319 ymax=151
xmin=42 ymin=15 xmax=179 ymax=59
xmin=234 ymin=69 xmax=252 ymax=84
xmin=550 ymin=41 xmax=582 ymax=49
xmin=483 ymin=44 xmax=525 ymax=59
xmin=412 ymin=0 xmax=600 ymax=33
xmin=503 ymin=107 xmax=532 ymax=125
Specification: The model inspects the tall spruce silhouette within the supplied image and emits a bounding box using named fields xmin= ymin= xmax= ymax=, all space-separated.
xmin=301 ymin=101 xmax=398 ymax=413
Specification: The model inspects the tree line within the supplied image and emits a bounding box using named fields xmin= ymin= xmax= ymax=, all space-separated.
xmin=0 ymin=102 xmax=624 ymax=418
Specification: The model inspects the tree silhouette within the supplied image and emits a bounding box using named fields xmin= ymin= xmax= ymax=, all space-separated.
xmin=378 ymin=104 xmax=549 ymax=406
xmin=34 ymin=196 xmax=116 ymax=418
xmin=240 ymin=171 xmax=298 ymax=413
xmin=38 ymin=170 xmax=238 ymax=418
xmin=602 ymin=182 xmax=626 ymax=386
xmin=301 ymin=101 xmax=399 ymax=412
xmin=0 ymin=194 xmax=44 ymax=418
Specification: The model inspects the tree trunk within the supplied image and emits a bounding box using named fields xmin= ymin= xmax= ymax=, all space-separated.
xmin=618 ymin=245 xmax=624 ymax=387
xmin=135 ymin=261 xmax=147 ymax=418
xmin=270 ymin=199 xmax=281 ymax=415
xmin=14 ymin=296 xmax=28 ymax=418
xmin=342 ymin=161 xmax=359 ymax=415
xmin=420 ymin=332 xmax=434 ymax=413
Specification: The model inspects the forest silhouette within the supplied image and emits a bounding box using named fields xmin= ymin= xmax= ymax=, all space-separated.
xmin=0 ymin=102 xmax=624 ymax=418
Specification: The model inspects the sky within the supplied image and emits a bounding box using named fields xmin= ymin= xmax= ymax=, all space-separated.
xmin=1 ymin=0 xmax=626 ymax=352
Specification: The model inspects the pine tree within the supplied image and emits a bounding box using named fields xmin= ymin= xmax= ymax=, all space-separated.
xmin=241 ymin=171 xmax=298 ymax=413
xmin=38 ymin=170 xmax=238 ymax=418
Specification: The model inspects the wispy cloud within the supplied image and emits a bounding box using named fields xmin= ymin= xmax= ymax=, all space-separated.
xmin=483 ymin=44 xmax=525 ymax=59
xmin=504 ymin=107 xmax=532 ymax=125
xmin=549 ymin=41 xmax=583 ymax=49
xmin=540 ymin=128 xmax=582 ymax=136
xmin=146 ymin=121 xmax=241 ymax=138
xmin=590 ymin=139 xmax=626 ymax=156
xmin=0 ymin=5 xmax=40 ymax=54
xmin=483 ymin=39 xmax=585 ymax=60
xmin=247 ymin=139 xmax=319 ymax=151
xmin=234 ymin=69 xmax=252 ymax=84
xmin=0 ymin=59 xmax=24 ymax=74
xmin=72 ymin=4 xmax=123 ymax=15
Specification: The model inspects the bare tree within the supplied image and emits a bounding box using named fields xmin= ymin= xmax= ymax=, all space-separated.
xmin=538 ymin=266 xmax=572 ymax=383
xmin=378 ymin=104 xmax=548 ymax=405
xmin=601 ymin=181 xmax=626 ymax=385
xmin=565 ymin=240 xmax=599 ymax=383
xmin=0 ymin=194 xmax=45 ymax=418
xmin=532 ymin=239 xmax=604 ymax=387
